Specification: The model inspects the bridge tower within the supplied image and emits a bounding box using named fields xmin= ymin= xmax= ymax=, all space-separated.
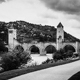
xmin=57 ymin=22 xmax=64 ymax=50
xmin=8 ymin=29 xmax=17 ymax=50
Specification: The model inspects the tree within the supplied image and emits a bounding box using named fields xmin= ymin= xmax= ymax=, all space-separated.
xmin=1 ymin=45 xmax=31 ymax=71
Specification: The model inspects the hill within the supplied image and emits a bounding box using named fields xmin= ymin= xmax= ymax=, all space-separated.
xmin=0 ymin=20 xmax=80 ymax=43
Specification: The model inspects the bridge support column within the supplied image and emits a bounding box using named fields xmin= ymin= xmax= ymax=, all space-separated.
xmin=76 ymin=41 xmax=79 ymax=53
xmin=57 ymin=42 xmax=63 ymax=50
xmin=76 ymin=42 xmax=80 ymax=59
xmin=40 ymin=48 xmax=46 ymax=56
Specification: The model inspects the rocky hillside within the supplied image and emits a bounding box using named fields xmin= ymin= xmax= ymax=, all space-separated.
xmin=0 ymin=20 xmax=80 ymax=43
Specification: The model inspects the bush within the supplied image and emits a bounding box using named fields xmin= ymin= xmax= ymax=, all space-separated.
xmin=1 ymin=47 xmax=31 ymax=71
xmin=72 ymin=53 xmax=79 ymax=58
xmin=59 ymin=49 xmax=65 ymax=54
xmin=18 ymin=60 xmax=38 ymax=69
xmin=66 ymin=50 xmax=73 ymax=58
xmin=53 ymin=49 xmax=65 ymax=61
xmin=1 ymin=52 xmax=19 ymax=71
xmin=26 ymin=61 xmax=38 ymax=68
xmin=42 ymin=58 xmax=54 ymax=64
xmin=13 ymin=45 xmax=24 ymax=54
xmin=53 ymin=49 xmax=74 ymax=61
xmin=58 ymin=49 xmax=66 ymax=58
xmin=53 ymin=52 xmax=62 ymax=61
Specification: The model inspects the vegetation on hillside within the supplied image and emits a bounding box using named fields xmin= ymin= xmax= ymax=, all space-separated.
xmin=0 ymin=20 xmax=80 ymax=44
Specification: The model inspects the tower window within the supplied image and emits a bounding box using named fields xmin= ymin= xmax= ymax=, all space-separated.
xmin=9 ymin=30 xmax=13 ymax=33
xmin=59 ymin=36 xmax=62 ymax=39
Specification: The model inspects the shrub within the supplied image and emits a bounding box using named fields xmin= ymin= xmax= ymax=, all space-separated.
xmin=1 ymin=48 xmax=31 ymax=71
xmin=42 ymin=58 xmax=54 ymax=64
xmin=13 ymin=45 xmax=24 ymax=54
xmin=66 ymin=50 xmax=73 ymax=58
xmin=1 ymin=52 xmax=19 ymax=71
xmin=26 ymin=61 xmax=38 ymax=68
xmin=72 ymin=52 xmax=79 ymax=58
xmin=53 ymin=52 xmax=62 ymax=61
xmin=53 ymin=49 xmax=65 ymax=61
xmin=58 ymin=49 xmax=66 ymax=58
xmin=59 ymin=48 xmax=65 ymax=54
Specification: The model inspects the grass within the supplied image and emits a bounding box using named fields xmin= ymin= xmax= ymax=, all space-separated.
xmin=0 ymin=58 xmax=79 ymax=80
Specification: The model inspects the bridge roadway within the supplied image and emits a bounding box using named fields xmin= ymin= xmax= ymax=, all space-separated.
xmin=9 ymin=60 xmax=80 ymax=80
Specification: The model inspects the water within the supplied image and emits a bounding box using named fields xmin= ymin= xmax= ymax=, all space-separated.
xmin=31 ymin=54 xmax=53 ymax=64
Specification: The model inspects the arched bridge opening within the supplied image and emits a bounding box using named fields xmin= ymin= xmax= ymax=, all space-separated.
xmin=29 ymin=45 xmax=40 ymax=54
xmin=45 ymin=45 xmax=56 ymax=54
xmin=0 ymin=29 xmax=8 ymax=52
xmin=63 ymin=45 xmax=76 ymax=53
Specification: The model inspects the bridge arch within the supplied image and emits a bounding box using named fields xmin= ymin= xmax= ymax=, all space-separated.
xmin=63 ymin=45 xmax=76 ymax=52
xmin=29 ymin=45 xmax=40 ymax=54
xmin=45 ymin=45 xmax=56 ymax=54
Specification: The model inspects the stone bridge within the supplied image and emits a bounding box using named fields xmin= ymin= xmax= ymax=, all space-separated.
xmin=21 ymin=42 xmax=80 ymax=55
xmin=8 ymin=23 xmax=80 ymax=55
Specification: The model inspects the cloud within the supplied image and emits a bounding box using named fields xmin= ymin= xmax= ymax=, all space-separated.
xmin=0 ymin=0 xmax=51 ymax=23
xmin=42 ymin=14 xmax=57 ymax=19
xmin=0 ymin=0 xmax=5 ymax=3
xmin=41 ymin=10 xmax=58 ymax=19
xmin=0 ymin=0 xmax=80 ymax=39
xmin=0 ymin=0 xmax=11 ymax=4
xmin=41 ymin=0 xmax=80 ymax=15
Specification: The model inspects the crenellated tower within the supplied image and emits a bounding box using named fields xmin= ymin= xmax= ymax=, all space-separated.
xmin=56 ymin=22 xmax=64 ymax=50
xmin=8 ymin=29 xmax=17 ymax=49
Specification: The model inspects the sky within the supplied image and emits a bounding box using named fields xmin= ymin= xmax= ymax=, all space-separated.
xmin=0 ymin=0 xmax=80 ymax=39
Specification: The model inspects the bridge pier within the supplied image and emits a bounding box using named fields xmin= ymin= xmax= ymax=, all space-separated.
xmin=76 ymin=42 xmax=79 ymax=53
xmin=76 ymin=42 xmax=80 ymax=58
xmin=57 ymin=42 xmax=63 ymax=50
xmin=40 ymin=44 xmax=46 ymax=56
xmin=40 ymin=49 xmax=46 ymax=56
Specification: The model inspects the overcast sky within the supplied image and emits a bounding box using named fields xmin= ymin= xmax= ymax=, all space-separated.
xmin=0 ymin=0 xmax=80 ymax=39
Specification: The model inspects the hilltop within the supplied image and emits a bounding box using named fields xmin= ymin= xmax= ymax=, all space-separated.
xmin=0 ymin=20 xmax=80 ymax=43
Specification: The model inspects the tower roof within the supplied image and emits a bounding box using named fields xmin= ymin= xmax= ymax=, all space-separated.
xmin=57 ymin=22 xmax=64 ymax=28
